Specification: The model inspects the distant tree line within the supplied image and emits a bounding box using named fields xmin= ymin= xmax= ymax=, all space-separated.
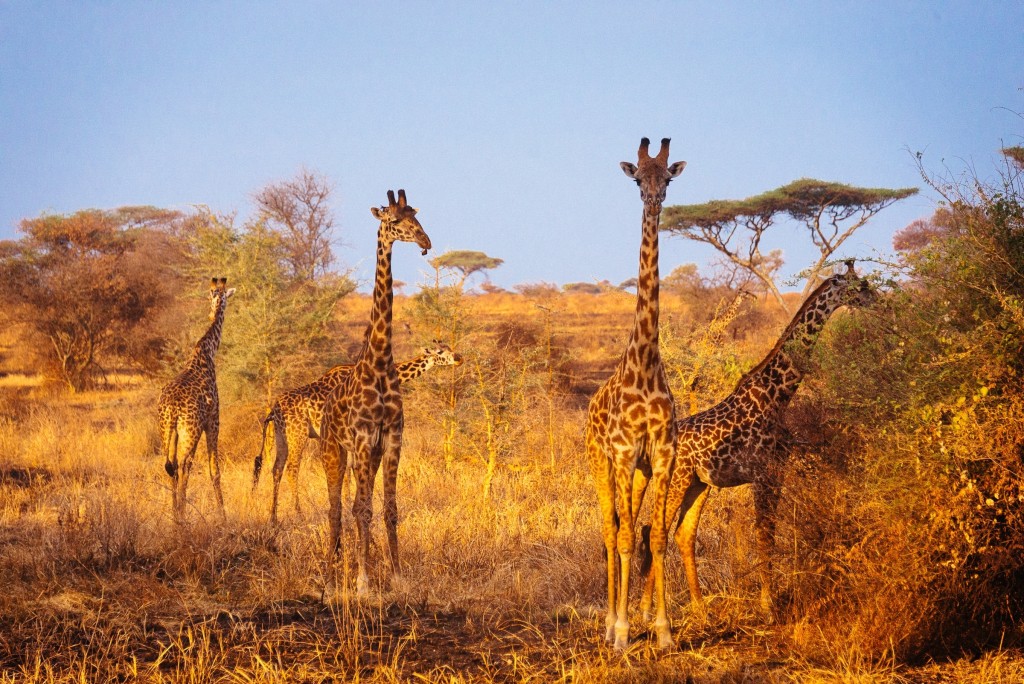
xmin=0 ymin=170 xmax=353 ymax=394
xmin=0 ymin=170 xmax=920 ymax=394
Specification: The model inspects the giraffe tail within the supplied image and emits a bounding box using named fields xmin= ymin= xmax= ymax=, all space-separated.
xmin=163 ymin=418 xmax=179 ymax=479
xmin=252 ymin=410 xmax=274 ymax=490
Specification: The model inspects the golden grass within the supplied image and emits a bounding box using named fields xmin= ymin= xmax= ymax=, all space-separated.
xmin=0 ymin=290 xmax=1019 ymax=681
xmin=1 ymin=383 xmax=1019 ymax=682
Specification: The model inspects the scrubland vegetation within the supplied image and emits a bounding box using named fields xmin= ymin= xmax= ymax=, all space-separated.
xmin=2 ymin=152 xmax=1024 ymax=681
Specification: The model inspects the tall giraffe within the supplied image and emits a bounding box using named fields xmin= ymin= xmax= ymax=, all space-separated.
xmin=586 ymin=138 xmax=685 ymax=650
xmin=252 ymin=342 xmax=462 ymax=523
xmin=158 ymin=277 xmax=236 ymax=520
xmin=320 ymin=189 xmax=431 ymax=594
xmin=638 ymin=261 xmax=875 ymax=615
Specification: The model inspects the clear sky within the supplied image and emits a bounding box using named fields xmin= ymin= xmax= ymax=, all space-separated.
xmin=1 ymin=2 xmax=1021 ymax=292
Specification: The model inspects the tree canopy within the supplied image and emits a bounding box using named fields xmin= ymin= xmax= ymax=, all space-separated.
xmin=0 ymin=207 xmax=182 ymax=390
xmin=253 ymin=169 xmax=337 ymax=282
xmin=661 ymin=179 xmax=917 ymax=311
xmin=173 ymin=208 xmax=354 ymax=402
xmin=664 ymin=179 xmax=916 ymax=228
xmin=1003 ymin=146 xmax=1024 ymax=170
xmin=429 ymin=250 xmax=504 ymax=289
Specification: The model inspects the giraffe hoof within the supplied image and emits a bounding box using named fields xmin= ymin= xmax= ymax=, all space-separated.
xmin=655 ymin=620 xmax=673 ymax=650
xmin=613 ymin=623 xmax=629 ymax=651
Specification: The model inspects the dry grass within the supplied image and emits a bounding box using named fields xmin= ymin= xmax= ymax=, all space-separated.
xmin=1 ymin=291 xmax=1020 ymax=682
xmin=1 ymin=385 xmax=1018 ymax=682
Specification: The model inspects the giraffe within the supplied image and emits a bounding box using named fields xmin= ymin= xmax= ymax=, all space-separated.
xmin=158 ymin=277 xmax=236 ymax=521
xmin=320 ymin=189 xmax=431 ymax=595
xmin=637 ymin=261 xmax=876 ymax=616
xmin=252 ymin=342 xmax=462 ymax=523
xmin=585 ymin=138 xmax=686 ymax=650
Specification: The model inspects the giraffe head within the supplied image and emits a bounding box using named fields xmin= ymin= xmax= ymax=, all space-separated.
xmin=620 ymin=138 xmax=686 ymax=210
xmin=370 ymin=189 xmax=432 ymax=255
xmin=423 ymin=340 xmax=463 ymax=368
xmin=207 ymin=277 xmax=236 ymax=321
xmin=828 ymin=260 xmax=877 ymax=309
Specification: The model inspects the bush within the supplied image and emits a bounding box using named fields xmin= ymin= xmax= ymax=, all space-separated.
xmin=771 ymin=149 xmax=1024 ymax=659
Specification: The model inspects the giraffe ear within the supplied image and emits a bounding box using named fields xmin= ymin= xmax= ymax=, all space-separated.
xmin=668 ymin=161 xmax=687 ymax=178
xmin=620 ymin=162 xmax=638 ymax=179
xmin=225 ymin=288 xmax=237 ymax=298
xmin=371 ymin=207 xmax=383 ymax=220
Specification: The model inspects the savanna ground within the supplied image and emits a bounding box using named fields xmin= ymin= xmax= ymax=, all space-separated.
xmin=2 ymin=286 xmax=1022 ymax=684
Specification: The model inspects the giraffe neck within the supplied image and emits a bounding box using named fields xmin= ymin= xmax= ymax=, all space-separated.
xmin=738 ymin=280 xmax=845 ymax=403
xmin=626 ymin=201 xmax=662 ymax=355
xmin=193 ymin=304 xmax=225 ymax=365
xmin=396 ymin=356 xmax=432 ymax=383
xmin=362 ymin=234 xmax=395 ymax=362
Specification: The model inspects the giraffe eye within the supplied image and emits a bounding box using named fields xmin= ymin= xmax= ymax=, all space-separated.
xmin=635 ymin=180 xmax=641 ymax=187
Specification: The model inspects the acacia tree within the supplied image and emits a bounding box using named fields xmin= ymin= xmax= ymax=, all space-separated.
xmin=1003 ymin=146 xmax=1024 ymax=170
xmin=253 ymin=169 xmax=337 ymax=282
xmin=662 ymin=179 xmax=917 ymax=313
xmin=429 ymin=250 xmax=503 ymax=290
xmin=0 ymin=207 xmax=182 ymax=390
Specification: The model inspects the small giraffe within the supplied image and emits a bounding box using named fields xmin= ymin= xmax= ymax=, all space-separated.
xmin=586 ymin=138 xmax=685 ymax=650
xmin=638 ymin=261 xmax=875 ymax=615
xmin=252 ymin=342 xmax=462 ymax=523
xmin=158 ymin=277 xmax=236 ymax=521
xmin=320 ymin=189 xmax=431 ymax=594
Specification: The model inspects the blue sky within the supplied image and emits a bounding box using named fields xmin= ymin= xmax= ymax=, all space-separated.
xmin=1 ymin=2 xmax=1021 ymax=292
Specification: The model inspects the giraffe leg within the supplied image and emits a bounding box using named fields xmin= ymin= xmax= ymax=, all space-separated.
xmin=645 ymin=435 xmax=675 ymax=650
xmin=287 ymin=432 xmax=309 ymax=516
xmin=630 ymin=466 xmax=653 ymax=622
xmin=175 ymin=430 xmax=202 ymax=522
xmin=752 ymin=479 xmax=780 ymax=617
xmin=268 ymin=414 xmax=293 ymax=524
xmin=586 ymin=434 xmax=619 ymax=643
xmin=161 ymin=417 xmax=180 ymax=514
xmin=271 ymin=419 xmax=305 ymax=522
xmin=641 ymin=465 xmax=700 ymax=616
xmin=379 ymin=427 xmax=403 ymax=582
xmin=205 ymin=423 xmax=225 ymax=519
xmin=322 ymin=426 xmax=347 ymax=558
xmin=341 ymin=460 xmax=352 ymax=512
xmin=675 ymin=475 xmax=711 ymax=608
xmin=612 ymin=455 xmax=636 ymax=651
xmin=351 ymin=438 xmax=377 ymax=596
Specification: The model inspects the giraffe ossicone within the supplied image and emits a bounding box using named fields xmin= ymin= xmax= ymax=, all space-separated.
xmin=585 ymin=137 xmax=684 ymax=651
